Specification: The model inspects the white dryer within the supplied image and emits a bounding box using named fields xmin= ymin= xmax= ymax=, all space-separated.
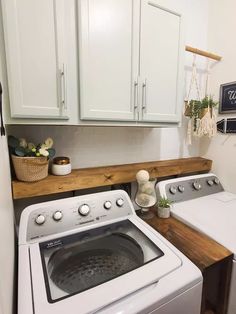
xmin=18 ymin=190 xmax=202 ymax=314
xmin=157 ymin=173 xmax=236 ymax=314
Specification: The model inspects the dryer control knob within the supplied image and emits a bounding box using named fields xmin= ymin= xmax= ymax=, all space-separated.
xmin=193 ymin=182 xmax=202 ymax=190
xmin=169 ymin=186 xmax=177 ymax=194
xmin=104 ymin=201 xmax=112 ymax=210
xmin=35 ymin=214 xmax=45 ymax=225
xmin=178 ymin=185 xmax=185 ymax=193
xmin=207 ymin=180 xmax=214 ymax=186
xmin=116 ymin=198 xmax=124 ymax=207
xmin=53 ymin=211 xmax=63 ymax=221
xmin=78 ymin=204 xmax=90 ymax=216
xmin=214 ymin=178 xmax=220 ymax=185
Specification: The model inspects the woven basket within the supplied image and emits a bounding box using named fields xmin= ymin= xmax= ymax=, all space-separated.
xmin=11 ymin=155 xmax=49 ymax=182
xmin=199 ymin=107 xmax=213 ymax=119
xmin=184 ymin=101 xmax=191 ymax=117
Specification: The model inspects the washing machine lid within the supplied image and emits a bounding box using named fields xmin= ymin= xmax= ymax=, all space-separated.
xmin=29 ymin=217 xmax=183 ymax=314
xmin=172 ymin=191 xmax=236 ymax=257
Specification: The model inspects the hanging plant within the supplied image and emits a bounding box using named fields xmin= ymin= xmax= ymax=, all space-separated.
xmin=186 ymin=95 xmax=218 ymax=131
xmin=184 ymin=52 xmax=220 ymax=144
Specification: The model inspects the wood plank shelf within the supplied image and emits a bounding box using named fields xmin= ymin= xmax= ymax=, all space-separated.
xmin=12 ymin=157 xmax=212 ymax=200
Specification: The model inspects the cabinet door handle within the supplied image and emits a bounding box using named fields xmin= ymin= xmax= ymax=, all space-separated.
xmin=134 ymin=81 xmax=138 ymax=110
xmin=142 ymin=80 xmax=147 ymax=110
xmin=59 ymin=64 xmax=66 ymax=110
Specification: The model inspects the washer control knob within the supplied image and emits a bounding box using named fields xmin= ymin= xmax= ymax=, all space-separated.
xmin=169 ymin=186 xmax=177 ymax=194
xmin=78 ymin=204 xmax=90 ymax=216
xmin=53 ymin=211 xmax=63 ymax=221
xmin=214 ymin=178 xmax=220 ymax=185
xmin=193 ymin=182 xmax=202 ymax=190
xmin=35 ymin=214 xmax=46 ymax=225
xmin=116 ymin=198 xmax=124 ymax=207
xmin=207 ymin=179 xmax=214 ymax=186
xmin=104 ymin=201 xmax=112 ymax=210
xmin=178 ymin=185 xmax=185 ymax=193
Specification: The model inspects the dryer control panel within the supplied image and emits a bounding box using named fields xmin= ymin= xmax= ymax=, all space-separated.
xmin=23 ymin=190 xmax=133 ymax=242
xmin=157 ymin=174 xmax=224 ymax=203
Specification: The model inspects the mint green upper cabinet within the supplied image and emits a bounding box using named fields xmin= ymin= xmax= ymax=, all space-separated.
xmin=78 ymin=0 xmax=184 ymax=124
xmin=78 ymin=0 xmax=140 ymax=121
xmin=2 ymin=0 xmax=69 ymax=119
xmin=2 ymin=0 xmax=184 ymax=125
xmin=139 ymin=1 xmax=184 ymax=123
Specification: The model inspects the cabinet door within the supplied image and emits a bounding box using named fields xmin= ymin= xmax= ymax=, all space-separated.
xmin=79 ymin=0 xmax=140 ymax=121
xmin=2 ymin=0 xmax=68 ymax=119
xmin=139 ymin=1 xmax=184 ymax=123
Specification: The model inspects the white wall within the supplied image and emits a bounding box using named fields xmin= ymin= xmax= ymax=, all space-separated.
xmin=0 ymin=5 xmax=15 ymax=314
xmin=0 ymin=136 xmax=15 ymax=314
xmin=7 ymin=0 xmax=209 ymax=169
xmin=200 ymin=0 xmax=236 ymax=193
xmin=8 ymin=125 xmax=195 ymax=169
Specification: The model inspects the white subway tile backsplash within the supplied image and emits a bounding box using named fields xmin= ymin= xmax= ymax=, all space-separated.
xmin=7 ymin=124 xmax=199 ymax=169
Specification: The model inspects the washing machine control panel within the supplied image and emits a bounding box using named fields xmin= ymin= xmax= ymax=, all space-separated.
xmin=25 ymin=190 xmax=132 ymax=241
xmin=158 ymin=174 xmax=224 ymax=203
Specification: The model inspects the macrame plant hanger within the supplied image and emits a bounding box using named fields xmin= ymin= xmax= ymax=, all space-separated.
xmin=196 ymin=59 xmax=217 ymax=138
xmin=185 ymin=45 xmax=222 ymax=144
xmin=205 ymin=59 xmax=210 ymax=96
xmin=185 ymin=55 xmax=217 ymax=144
xmin=185 ymin=53 xmax=201 ymax=145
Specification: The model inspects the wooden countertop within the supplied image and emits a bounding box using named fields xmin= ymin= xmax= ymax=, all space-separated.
xmin=142 ymin=213 xmax=232 ymax=271
xmin=12 ymin=157 xmax=212 ymax=199
xmin=141 ymin=212 xmax=233 ymax=314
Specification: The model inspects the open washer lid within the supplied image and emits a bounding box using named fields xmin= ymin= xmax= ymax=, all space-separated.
xmin=29 ymin=216 xmax=183 ymax=314
xmin=171 ymin=191 xmax=236 ymax=258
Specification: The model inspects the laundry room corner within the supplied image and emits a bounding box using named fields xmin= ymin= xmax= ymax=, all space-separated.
xmin=3 ymin=0 xmax=236 ymax=314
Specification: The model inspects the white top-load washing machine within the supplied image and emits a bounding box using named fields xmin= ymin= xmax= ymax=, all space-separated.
xmin=18 ymin=190 xmax=202 ymax=314
xmin=157 ymin=173 xmax=236 ymax=314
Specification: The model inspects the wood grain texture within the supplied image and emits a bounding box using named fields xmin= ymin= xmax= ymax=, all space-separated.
xmin=217 ymin=257 xmax=232 ymax=314
xmin=142 ymin=213 xmax=232 ymax=314
xmin=185 ymin=45 xmax=222 ymax=61
xmin=143 ymin=215 xmax=232 ymax=270
xmin=12 ymin=157 xmax=212 ymax=199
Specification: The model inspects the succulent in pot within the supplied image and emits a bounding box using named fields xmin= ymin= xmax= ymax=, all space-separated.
xmin=156 ymin=197 xmax=172 ymax=219
xmin=8 ymin=135 xmax=56 ymax=182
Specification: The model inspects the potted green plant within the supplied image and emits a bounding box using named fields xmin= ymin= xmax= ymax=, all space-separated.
xmin=156 ymin=197 xmax=172 ymax=218
xmin=185 ymin=95 xmax=218 ymax=131
xmin=8 ymin=135 xmax=56 ymax=182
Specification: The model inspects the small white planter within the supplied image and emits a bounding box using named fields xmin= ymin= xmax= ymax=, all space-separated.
xmin=157 ymin=205 xmax=171 ymax=218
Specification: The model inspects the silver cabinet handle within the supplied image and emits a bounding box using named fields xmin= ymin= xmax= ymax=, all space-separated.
xmin=59 ymin=64 xmax=66 ymax=110
xmin=142 ymin=80 xmax=147 ymax=110
xmin=134 ymin=81 xmax=138 ymax=110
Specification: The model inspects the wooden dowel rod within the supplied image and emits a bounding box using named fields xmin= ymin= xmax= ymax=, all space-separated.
xmin=185 ymin=45 xmax=222 ymax=61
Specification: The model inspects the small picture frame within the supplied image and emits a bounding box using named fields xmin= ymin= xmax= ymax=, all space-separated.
xmin=219 ymin=81 xmax=236 ymax=114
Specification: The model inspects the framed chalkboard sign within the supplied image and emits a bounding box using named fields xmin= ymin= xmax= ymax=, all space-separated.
xmin=219 ymin=81 xmax=236 ymax=113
